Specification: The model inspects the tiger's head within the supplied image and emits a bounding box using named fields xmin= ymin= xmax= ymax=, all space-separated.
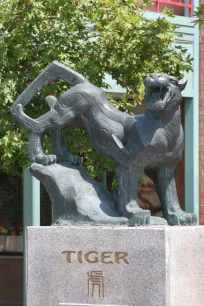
xmin=144 ymin=73 xmax=187 ymax=111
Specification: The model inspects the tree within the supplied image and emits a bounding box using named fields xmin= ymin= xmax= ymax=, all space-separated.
xmin=0 ymin=0 xmax=193 ymax=179
xmin=193 ymin=5 xmax=204 ymax=24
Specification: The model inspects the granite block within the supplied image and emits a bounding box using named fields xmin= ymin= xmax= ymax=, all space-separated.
xmin=26 ymin=226 xmax=204 ymax=306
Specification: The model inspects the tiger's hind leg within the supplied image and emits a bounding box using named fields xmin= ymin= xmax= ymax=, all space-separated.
xmin=28 ymin=131 xmax=57 ymax=165
xmin=50 ymin=128 xmax=82 ymax=165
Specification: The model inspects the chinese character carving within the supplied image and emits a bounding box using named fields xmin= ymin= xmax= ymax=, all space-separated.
xmin=87 ymin=271 xmax=104 ymax=298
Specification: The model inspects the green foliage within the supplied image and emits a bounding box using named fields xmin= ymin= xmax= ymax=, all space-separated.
xmin=0 ymin=0 xmax=193 ymax=178
xmin=193 ymin=5 xmax=204 ymax=24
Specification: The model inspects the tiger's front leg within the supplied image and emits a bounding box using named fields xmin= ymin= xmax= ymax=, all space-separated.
xmin=157 ymin=167 xmax=197 ymax=225
xmin=117 ymin=166 xmax=151 ymax=226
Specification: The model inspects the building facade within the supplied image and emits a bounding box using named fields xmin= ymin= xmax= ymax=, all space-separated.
xmin=199 ymin=0 xmax=204 ymax=224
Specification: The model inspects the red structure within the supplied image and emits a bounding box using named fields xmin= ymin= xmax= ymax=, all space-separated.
xmin=153 ymin=0 xmax=193 ymax=16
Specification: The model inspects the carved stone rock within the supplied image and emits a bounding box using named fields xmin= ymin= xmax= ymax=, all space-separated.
xmin=30 ymin=162 xmax=128 ymax=225
xmin=30 ymin=162 xmax=167 ymax=226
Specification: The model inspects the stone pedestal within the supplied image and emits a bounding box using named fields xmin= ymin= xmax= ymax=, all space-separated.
xmin=26 ymin=226 xmax=204 ymax=306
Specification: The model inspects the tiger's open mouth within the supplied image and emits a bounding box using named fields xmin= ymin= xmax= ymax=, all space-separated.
xmin=147 ymin=86 xmax=171 ymax=105
xmin=144 ymin=76 xmax=171 ymax=110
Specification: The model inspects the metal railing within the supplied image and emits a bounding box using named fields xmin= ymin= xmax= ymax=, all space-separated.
xmin=152 ymin=0 xmax=193 ymax=17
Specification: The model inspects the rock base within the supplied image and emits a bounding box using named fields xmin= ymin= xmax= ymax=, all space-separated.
xmin=26 ymin=226 xmax=204 ymax=306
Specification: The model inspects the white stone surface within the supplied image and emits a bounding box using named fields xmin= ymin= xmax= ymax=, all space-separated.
xmin=26 ymin=226 xmax=204 ymax=306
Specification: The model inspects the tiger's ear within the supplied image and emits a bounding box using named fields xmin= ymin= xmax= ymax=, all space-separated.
xmin=178 ymin=78 xmax=187 ymax=92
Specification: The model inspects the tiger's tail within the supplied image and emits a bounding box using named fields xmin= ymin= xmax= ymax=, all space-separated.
xmin=11 ymin=61 xmax=90 ymax=129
